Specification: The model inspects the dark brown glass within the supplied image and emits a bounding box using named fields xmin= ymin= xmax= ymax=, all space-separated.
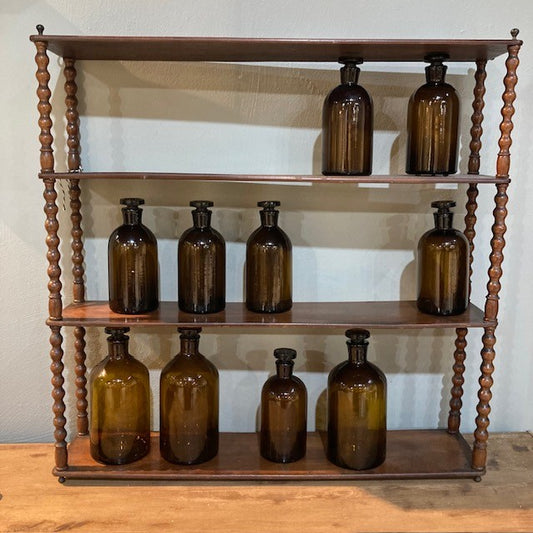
xmin=417 ymin=200 xmax=469 ymax=315
xmin=89 ymin=328 xmax=150 ymax=465
xmin=260 ymin=348 xmax=307 ymax=463
xmin=246 ymin=201 xmax=292 ymax=313
xmin=178 ymin=201 xmax=225 ymax=314
xmin=108 ymin=198 xmax=158 ymax=314
xmin=327 ymin=329 xmax=386 ymax=470
xmin=406 ymin=54 xmax=460 ymax=175
xmin=322 ymin=59 xmax=373 ymax=176
xmin=160 ymin=328 xmax=219 ymax=465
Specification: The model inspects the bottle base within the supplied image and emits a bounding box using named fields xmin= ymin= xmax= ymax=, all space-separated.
xmin=322 ymin=170 xmax=372 ymax=176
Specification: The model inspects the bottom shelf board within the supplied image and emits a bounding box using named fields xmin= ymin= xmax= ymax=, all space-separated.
xmin=57 ymin=430 xmax=481 ymax=481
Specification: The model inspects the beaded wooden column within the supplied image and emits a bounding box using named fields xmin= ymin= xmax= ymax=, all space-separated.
xmin=472 ymin=30 xmax=521 ymax=472
xmin=35 ymin=25 xmax=67 ymax=472
xmin=65 ymin=57 xmax=89 ymax=436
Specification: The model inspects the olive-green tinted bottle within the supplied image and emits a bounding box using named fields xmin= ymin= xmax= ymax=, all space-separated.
xmin=417 ymin=200 xmax=469 ymax=315
xmin=178 ymin=201 xmax=225 ymax=314
xmin=246 ymin=201 xmax=292 ymax=313
xmin=322 ymin=59 xmax=373 ymax=176
xmin=406 ymin=54 xmax=459 ymax=175
xmin=108 ymin=198 xmax=159 ymax=314
xmin=160 ymin=328 xmax=219 ymax=464
xmin=327 ymin=329 xmax=386 ymax=470
xmin=260 ymin=348 xmax=307 ymax=463
xmin=89 ymin=327 xmax=151 ymax=465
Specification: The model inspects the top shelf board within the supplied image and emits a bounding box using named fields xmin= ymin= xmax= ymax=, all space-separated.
xmin=30 ymin=35 xmax=518 ymax=63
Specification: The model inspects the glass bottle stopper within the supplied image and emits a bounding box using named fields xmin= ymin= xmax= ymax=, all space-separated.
xmin=120 ymin=198 xmax=145 ymax=208
xmin=431 ymin=200 xmax=456 ymax=213
xmin=105 ymin=327 xmax=130 ymax=339
xmin=339 ymin=57 xmax=362 ymax=84
xmin=258 ymin=200 xmax=281 ymax=210
xmin=273 ymin=347 xmax=297 ymax=363
xmin=177 ymin=327 xmax=202 ymax=339
xmin=190 ymin=200 xmax=214 ymax=211
xmin=345 ymin=328 xmax=370 ymax=345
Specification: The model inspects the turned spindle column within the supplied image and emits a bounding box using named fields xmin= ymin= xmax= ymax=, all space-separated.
xmin=448 ymin=328 xmax=467 ymax=434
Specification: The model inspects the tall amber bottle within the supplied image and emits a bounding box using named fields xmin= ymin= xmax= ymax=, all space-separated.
xmin=327 ymin=329 xmax=386 ymax=470
xmin=246 ymin=201 xmax=292 ymax=313
xmin=260 ymin=348 xmax=307 ymax=463
xmin=89 ymin=327 xmax=151 ymax=465
xmin=406 ymin=54 xmax=459 ymax=175
xmin=160 ymin=328 xmax=219 ymax=465
xmin=108 ymin=198 xmax=158 ymax=314
xmin=322 ymin=58 xmax=373 ymax=176
xmin=417 ymin=200 xmax=469 ymax=315
xmin=178 ymin=200 xmax=225 ymax=314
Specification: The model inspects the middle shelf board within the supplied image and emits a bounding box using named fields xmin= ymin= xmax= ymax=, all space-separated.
xmin=52 ymin=301 xmax=493 ymax=329
xmin=42 ymin=172 xmax=510 ymax=185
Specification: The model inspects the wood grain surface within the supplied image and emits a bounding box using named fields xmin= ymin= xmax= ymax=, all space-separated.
xmin=0 ymin=433 xmax=531 ymax=532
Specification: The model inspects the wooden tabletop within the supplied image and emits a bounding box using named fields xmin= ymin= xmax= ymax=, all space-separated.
xmin=0 ymin=432 xmax=531 ymax=532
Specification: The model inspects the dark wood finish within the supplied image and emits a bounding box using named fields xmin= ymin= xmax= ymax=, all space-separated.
xmin=464 ymin=184 xmax=479 ymax=296
xmin=49 ymin=325 xmax=67 ymax=470
xmin=50 ymin=300 xmax=494 ymax=329
xmin=29 ymin=35 xmax=518 ymax=63
xmin=473 ymin=182 xmax=509 ymax=470
xmin=468 ymin=60 xmax=487 ymax=175
xmin=64 ymin=59 xmax=81 ymax=172
xmin=40 ymin=171 xmax=510 ymax=185
xmin=448 ymin=327 xmax=467 ymax=433
xmin=496 ymin=36 xmax=521 ymax=178
xmin=73 ymin=326 xmax=88 ymax=436
xmin=56 ymin=430 xmax=478 ymax=481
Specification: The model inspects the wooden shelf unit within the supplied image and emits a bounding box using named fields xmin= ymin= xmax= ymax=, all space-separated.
xmin=31 ymin=28 xmax=522 ymax=482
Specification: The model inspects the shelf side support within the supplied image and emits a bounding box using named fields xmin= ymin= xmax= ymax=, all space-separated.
xmin=35 ymin=40 xmax=54 ymax=174
xmin=468 ymin=59 xmax=486 ymax=175
xmin=473 ymin=182 xmax=508 ymax=470
xmin=50 ymin=325 xmax=68 ymax=470
xmin=74 ymin=326 xmax=88 ymax=435
xmin=448 ymin=327 xmax=467 ymax=433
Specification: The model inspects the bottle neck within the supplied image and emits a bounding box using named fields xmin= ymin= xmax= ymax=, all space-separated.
xmin=260 ymin=210 xmax=279 ymax=227
xmin=434 ymin=212 xmax=453 ymax=230
xmin=108 ymin=338 xmax=129 ymax=360
xmin=348 ymin=344 xmax=367 ymax=364
xmin=180 ymin=336 xmax=200 ymax=357
xmin=425 ymin=63 xmax=447 ymax=84
xmin=341 ymin=64 xmax=360 ymax=85
xmin=193 ymin=210 xmax=211 ymax=229
xmin=276 ymin=360 xmax=293 ymax=379
xmin=122 ymin=208 xmax=142 ymax=225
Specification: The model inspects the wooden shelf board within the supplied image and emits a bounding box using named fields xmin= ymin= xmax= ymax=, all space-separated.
xmin=30 ymin=35 xmax=517 ymax=63
xmin=41 ymin=171 xmax=510 ymax=185
xmin=51 ymin=301 xmax=493 ymax=329
xmin=58 ymin=430 xmax=480 ymax=481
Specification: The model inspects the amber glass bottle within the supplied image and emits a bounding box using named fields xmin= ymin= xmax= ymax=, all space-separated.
xmin=108 ymin=198 xmax=158 ymax=314
xmin=178 ymin=200 xmax=225 ymax=314
xmin=260 ymin=348 xmax=307 ymax=463
xmin=160 ymin=328 xmax=219 ymax=465
xmin=406 ymin=54 xmax=459 ymax=175
xmin=327 ymin=329 xmax=386 ymax=470
xmin=89 ymin=327 xmax=151 ymax=465
xmin=417 ymin=200 xmax=469 ymax=315
xmin=246 ymin=201 xmax=292 ymax=313
xmin=322 ymin=58 xmax=373 ymax=176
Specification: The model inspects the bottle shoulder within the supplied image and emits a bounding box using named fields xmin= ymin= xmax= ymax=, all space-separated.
xmin=419 ymin=228 xmax=468 ymax=247
xmin=411 ymin=82 xmax=459 ymax=103
xmin=247 ymin=225 xmax=292 ymax=248
xmin=262 ymin=374 xmax=307 ymax=396
xmin=329 ymin=359 xmax=386 ymax=385
xmin=90 ymin=355 xmax=149 ymax=382
xmin=162 ymin=353 xmax=219 ymax=377
xmin=325 ymin=83 xmax=372 ymax=105
xmin=179 ymin=226 xmax=225 ymax=246
xmin=109 ymin=223 xmax=157 ymax=245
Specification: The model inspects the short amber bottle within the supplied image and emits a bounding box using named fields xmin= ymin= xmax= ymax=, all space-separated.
xmin=327 ymin=329 xmax=387 ymax=470
xmin=89 ymin=327 xmax=151 ymax=465
xmin=160 ymin=328 xmax=219 ymax=465
xmin=260 ymin=348 xmax=307 ymax=463
xmin=108 ymin=198 xmax=159 ymax=314
xmin=406 ymin=54 xmax=459 ymax=175
xmin=322 ymin=58 xmax=373 ymax=176
xmin=178 ymin=200 xmax=225 ymax=314
xmin=246 ymin=201 xmax=292 ymax=313
xmin=417 ymin=200 xmax=469 ymax=315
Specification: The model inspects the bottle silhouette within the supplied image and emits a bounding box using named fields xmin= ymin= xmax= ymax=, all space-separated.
xmin=327 ymin=329 xmax=386 ymax=470
xmin=108 ymin=198 xmax=158 ymax=314
xmin=160 ymin=328 xmax=219 ymax=465
xmin=178 ymin=200 xmax=225 ymax=314
xmin=246 ymin=201 xmax=292 ymax=313
xmin=89 ymin=327 xmax=151 ymax=465
xmin=322 ymin=58 xmax=373 ymax=176
xmin=406 ymin=54 xmax=459 ymax=175
xmin=417 ymin=200 xmax=469 ymax=315
xmin=260 ymin=348 xmax=307 ymax=463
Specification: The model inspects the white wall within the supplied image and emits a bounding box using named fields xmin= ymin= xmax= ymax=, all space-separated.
xmin=1 ymin=0 xmax=532 ymax=442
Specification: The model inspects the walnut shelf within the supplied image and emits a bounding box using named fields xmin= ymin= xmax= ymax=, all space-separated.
xmin=53 ymin=301 xmax=493 ymax=329
xmin=59 ymin=430 xmax=479 ymax=481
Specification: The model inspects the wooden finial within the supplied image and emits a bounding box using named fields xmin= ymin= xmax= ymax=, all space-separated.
xmin=36 ymin=24 xmax=45 ymax=35
xmin=511 ymin=28 xmax=519 ymax=39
